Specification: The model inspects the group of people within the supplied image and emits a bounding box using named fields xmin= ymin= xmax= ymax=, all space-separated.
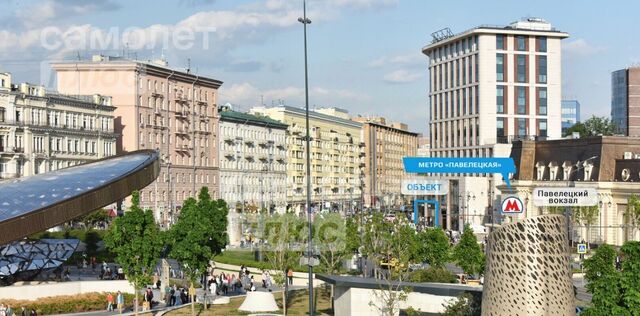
xmin=162 ymin=285 xmax=191 ymax=307
xmin=0 ymin=305 xmax=38 ymax=316
xmin=105 ymin=291 xmax=125 ymax=313
xmin=100 ymin=262 xmax=124 ymax=280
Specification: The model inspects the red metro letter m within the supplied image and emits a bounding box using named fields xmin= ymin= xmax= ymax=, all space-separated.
xmin=504 ymin=199 xmax=520 ymax=212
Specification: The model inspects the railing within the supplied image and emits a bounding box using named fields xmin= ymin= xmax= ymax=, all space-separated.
xmin=496 ymin=135 xmax=547 ymax=144
xmin=0 ymin=120 xmax=114 ymax=133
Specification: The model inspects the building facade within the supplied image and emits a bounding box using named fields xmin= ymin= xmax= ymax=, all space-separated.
xmin=353 ymin=116 xmax=418 ymax=210
xmin=561 ymin=99 xmax=581 ymax=135
xmin=506 ymin=136 xmax=640 ymax=246
xmin=52 ymin=55 xmax=222 ymax=227
xmin=0 ymin=73 xmax=117 ymax=179
xmin=611 ymin=67 xmax=640 ymax=136
xmin=250 ymin=106 xmax=363 ymax=214
xmin=420 ymin=18 xmax=568 ymax=231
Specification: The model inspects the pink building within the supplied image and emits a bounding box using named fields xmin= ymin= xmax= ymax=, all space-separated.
xmin=52 ymin=55 xmax=222 ymax=227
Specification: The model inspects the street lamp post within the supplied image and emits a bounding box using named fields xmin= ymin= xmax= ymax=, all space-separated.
xmin=298 ymin=1 xmax=314 ymax=314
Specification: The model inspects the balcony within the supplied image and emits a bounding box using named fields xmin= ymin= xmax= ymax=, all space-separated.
xmin=175 ymin=111 xmax=189 ymax=120
xmin=174 ymin=128 xmax=188 ymax=136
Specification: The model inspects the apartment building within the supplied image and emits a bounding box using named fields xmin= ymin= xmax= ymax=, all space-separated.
xmin=0 ymin=73 xmax=117 ymax=179
xmin=353 ymin=116 xmax=419 ymax=209
xmin=218 ymin=105 xmax=288 ymax=245
xmin=51 ymin=55 xmax=222 ymax=226
xmin=611 ymin=67 xmax=640 ymax=136
xmin=250 ymin=106 xmax=363 ymax=213
xmin=421 ymin=18 xmax=569 ymax=231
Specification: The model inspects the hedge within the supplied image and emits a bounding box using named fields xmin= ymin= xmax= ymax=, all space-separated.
xmin=1 ymin=292 xmax=135 ymax=314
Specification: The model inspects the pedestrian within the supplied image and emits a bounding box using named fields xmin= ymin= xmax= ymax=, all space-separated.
xmin=265 ymin=271 xmax=272 ymax=291
xmin=287 ymin=268 xmax=293 ymax=285
xmin=116 ymin=291 xmax=124 ymax=314
xmin=173 ymin=286 xmax=182 ymax=306
xmin=5 ymin=305 xmax=13 ymax=316
xmin=170 ymin=285 xmax=177 ymax=306
xmin=164 ymin=284 xmax=172 ymax=306
xmin=29 ymin=310 xmax=36 ymax=316
xmin=117 ymin=266 xmax=124 ymax=280
xmin=261 ymin=270 xmax=267 ymax=288
xmin=1 ymin=303 xmax=7 ymax=316
xmin=106 ymin=292 xmax=114 ymax=311
xmin=19 ymin=307 xmax=25 ymax=316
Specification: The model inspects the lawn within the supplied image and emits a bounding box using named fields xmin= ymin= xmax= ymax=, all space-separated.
xmin=166 ymin=287 xmax=333 ymax=316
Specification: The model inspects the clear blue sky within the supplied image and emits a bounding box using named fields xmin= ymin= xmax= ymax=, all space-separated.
xmin=0 ymin=0 xmax=638 ymax=135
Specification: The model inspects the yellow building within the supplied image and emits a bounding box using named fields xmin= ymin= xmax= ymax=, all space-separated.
xmin=250 ymin=106 xmax=364 ymax=213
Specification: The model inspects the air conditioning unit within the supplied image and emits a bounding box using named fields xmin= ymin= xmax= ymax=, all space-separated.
xmin=624 ymin=152 xmax=633 ymax=159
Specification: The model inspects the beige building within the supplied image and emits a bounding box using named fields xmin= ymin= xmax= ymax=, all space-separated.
xmin=420 ymin=18 xmax=569 ymax=231
xmin=0 ymin=73 xmax=117 ymax=179
xmin=250 ymin=106 xmax=363 ymax=213
xmin=353 ymin=116 xmax=418 ymax=210
xmin=52 ymin=55 xmax=222 ymax=227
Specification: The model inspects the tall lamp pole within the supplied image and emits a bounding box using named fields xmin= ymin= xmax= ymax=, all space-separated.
xmin=298 ymin=1 xmax=314 ymax=315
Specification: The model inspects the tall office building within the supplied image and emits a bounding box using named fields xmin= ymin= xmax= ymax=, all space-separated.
xmin=561 ymin=100 xmax=581 ymax=135
xmin=52 ymin=55 xmax=222 ymax=226
xmin=250 ymin=106 xmax=364 ymax=214
xmin=611 ymin=67 xmax=640 ymax=136
xmin=0 ymin=73 xmax=117 ymax=179
xmin=421 ymin=18 xmax=568 ymax=231
xmin=352 ymin=116 xmax=419 ymax=210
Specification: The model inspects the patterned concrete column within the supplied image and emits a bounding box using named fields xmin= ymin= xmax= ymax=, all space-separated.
xmin=482 ymin=214 xmax=574 ymax=315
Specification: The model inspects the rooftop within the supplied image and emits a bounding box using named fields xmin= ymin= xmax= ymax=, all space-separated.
xmin=219 ymin=109 xmax=288 ymax=129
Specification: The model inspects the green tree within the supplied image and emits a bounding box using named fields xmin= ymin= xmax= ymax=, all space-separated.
xmin=79 ymin=209 xmax=111 ymax=228
xmin=620 ymin=241 xmax=640 ymax=312
xmin=84 ymin=231 xmax=100 ymax=256
xmin=441 ymin=292 xmax=481 ymax=316
xmin=564 ymin=122 xmax=587 ymax=137
xmin=452 ymin=225 xmax=484 ymax=276
xmin=582 ymin=244 xmax=626 ymax=316
xmin=168 ymin=187 xmax=228 ymax=314
xmin=345 ymin=216 xmax=360 ymax=254
xmin=104 ymin=191 xmax=163 ymax=314
xmin=415 ymin=228 xmax=450 ymax=268
xmin=262 ymin=212 xmax=303 ymax=315
xmin=584 ymin=116 xmax=619 ymax=136
xmin=574 ymin=205 xmax=599 ymax=246
xmin=626 ymin=195 xmax=640 ymax=240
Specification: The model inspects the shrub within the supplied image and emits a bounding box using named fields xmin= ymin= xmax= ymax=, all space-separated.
xmin=409 ymin=267 xmax=456 ymax=283
xmin=1 ymin=292 xmax=134 ymax=314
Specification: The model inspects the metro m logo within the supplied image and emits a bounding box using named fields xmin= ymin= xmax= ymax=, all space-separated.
xmin=501 ymin=197 xmax=525 ymax=214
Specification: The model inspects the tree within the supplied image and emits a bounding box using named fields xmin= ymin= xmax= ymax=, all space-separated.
xmin=415 ymin=228 xmax=450 ymax=269
xmin=441 ymin=292 xmax=481 ymax=316
xmin=582 ymin=244 xmax=626 ymax=315
xmin=315 ymin=212 xmax=347 ymax=275
xmin=104 ymin=191 xmax=163 ymax=314
xmin=626 ymin=195 xmax=640 ymax=240
xmin=363 ymin=214 xmax=415 ymax=315
xmin=620 ymin=241 xmax=640 ymax=312
xmin=574 ymin=205 xmax=599 ymax=246
xmin=564 ymin=122 xmax=587 ymax=137
xmin=345 ymin=216 xmax=360 ymax=254
xmin=262 ymin=213 xmax=302 ymax=315
xmin=168 ymin=187 xmax=228 ymax=315
xmin=79 ymin=209 xmax=111 ymax=228
xmin=452 ymin=225 xmax=484 ymax=276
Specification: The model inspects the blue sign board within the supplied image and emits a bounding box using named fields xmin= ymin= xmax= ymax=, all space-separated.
xmin=402 ymin=157 xmax=516 ymax=188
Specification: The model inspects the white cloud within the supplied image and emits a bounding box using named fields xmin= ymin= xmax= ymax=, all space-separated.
xmin=383 ymin=70 xmax=423 ymax=84
xmin=563 ymin=39 xmax=606 ymax=57
xmin=219 ymin=83 xmax=368 ymax=108
xmin=368 ymin=52 xmax=426 ymax=68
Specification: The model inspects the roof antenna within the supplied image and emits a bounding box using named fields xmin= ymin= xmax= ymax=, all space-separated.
xmin=187 ymin=58 xmax=191 ymax=74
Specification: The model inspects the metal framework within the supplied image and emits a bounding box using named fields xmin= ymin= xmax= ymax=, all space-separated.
xmin=0 ymin=150 xmax=160 ymax=245
xmin=0 ymin=239 xmax=79 ymax=284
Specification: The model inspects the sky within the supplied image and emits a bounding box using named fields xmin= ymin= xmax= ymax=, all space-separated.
xmin=1 ymin=0 xmax=639 ymax=136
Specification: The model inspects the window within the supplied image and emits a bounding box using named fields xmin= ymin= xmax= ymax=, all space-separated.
xmin=517 ymin=87 xmax=527 ymax=114
xmin=497 ymin=86 xmax=504 ymax=113
xmin=496 ymin=34 xmax=505 ymax=50
xmin=535 ymin=89 xmax=546 ymax=117
xmin=539 ymin=119 xmax=548 ymax=138
xmin=497 ymin=118 xmax=505 ymax=139
xmin=516 ymin=35 xmax=527 ymax=51
xmin=462 ymin=89 xmax=467 ymax=115
xmin=496 ymin=54 xmax=505 ymax=82
xmin=537 ymin=36 xmax=547 ymax=52
xmin=538 ymin=56 xmax=547 ymax=83
xmin=462 ymin=58 xmax=467 ymax=84
xmin=517 ymin=55 xmax=527 ymax=83
xmin=517 ymin=118 xmax=527 ymax=136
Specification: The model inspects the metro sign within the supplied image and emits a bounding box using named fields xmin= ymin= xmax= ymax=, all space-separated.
xmin=501 ymin=196 xmax=525 ymax=214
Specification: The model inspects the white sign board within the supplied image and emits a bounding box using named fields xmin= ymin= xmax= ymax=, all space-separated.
xmin=533 ymin=188 xmax=598 ymax=207
xmin=401 ymin=180 xmax=449 ymax=195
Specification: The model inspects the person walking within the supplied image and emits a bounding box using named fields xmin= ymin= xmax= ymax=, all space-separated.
xmin=287 ymin=268 xmax=293 ymax=285
xmin=19 ymin=307 xmax=25 ymax=316
xmin=164 ymin=284 xmax=172 ymax=306
xmin=116 ymin=291 xmax=124 ymax=314
xmin=106 ymin=292 xmax=114 ymax=311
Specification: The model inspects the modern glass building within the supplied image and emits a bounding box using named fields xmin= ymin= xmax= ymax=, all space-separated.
xmin=561 ymin=100 xmax=581 ymax=135
xmin=611 ymin=68 xmax=635 ymax=136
